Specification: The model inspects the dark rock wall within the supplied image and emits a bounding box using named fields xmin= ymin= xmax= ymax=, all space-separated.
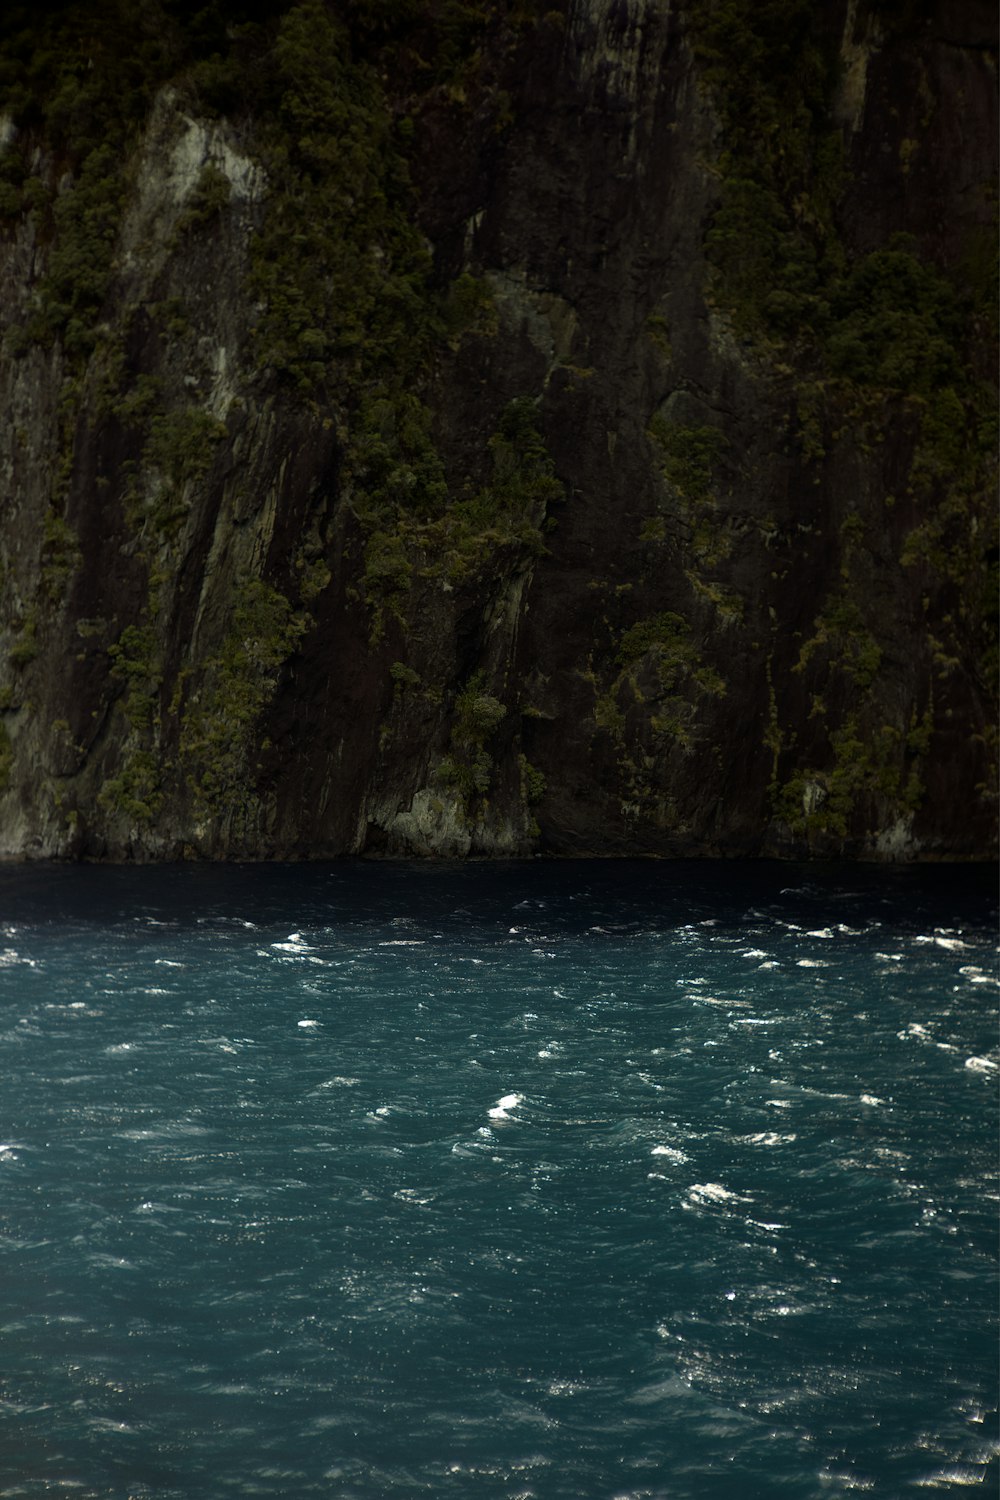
xmin=0 ymin=0 xmax=995 ymax=860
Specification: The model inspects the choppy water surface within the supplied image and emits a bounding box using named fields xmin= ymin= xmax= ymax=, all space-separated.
xmin=0 ymin=860 xmax=996 ymax=1499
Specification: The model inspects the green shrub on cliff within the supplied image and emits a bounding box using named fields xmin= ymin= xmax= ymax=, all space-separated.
xmin=181 ymin=580 xmax=307 ymax=816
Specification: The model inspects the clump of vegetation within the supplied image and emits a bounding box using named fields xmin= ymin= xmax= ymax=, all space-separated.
xmin=647 ymin=422 xmax=725 ymax=506
xmin=8 ymin=609 xmax=38 ymax=667
xmin=97 ymin=750 xmax=163 ymax=827
xmin=777 ymin=709 xmax=930 ymax=845
xmin=174 ymin=161 xmax=231 ymax=237
xmin=247 ymin=0 xmax=436 ymax=397
xmin=181 ymin=579 xmax=307 ymax=817
xmin=40 ymin=510 xmax=81 ymax=603
xmin=795 ymin=593 xmax=882 ymax=691
xmin=647 ymin=420 xmax=730 ymax=566
xmin=436 ymin=670 xmax=508 ymax=804
xmin=617 ymin=611 xmax=726 ymax=702
xmin=441 ymin=273 xmax=499 ymax=348
xmin=99 ymin=619 xmax=165 ymax=827
xmin=362 ymin=397 xmax=562 ymax=629
xmin=108 ymin=621 xmax=161 ymax=732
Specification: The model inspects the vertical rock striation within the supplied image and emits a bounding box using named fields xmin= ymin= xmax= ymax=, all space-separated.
xmin=0 ymin=0 xmax=995 ymax=860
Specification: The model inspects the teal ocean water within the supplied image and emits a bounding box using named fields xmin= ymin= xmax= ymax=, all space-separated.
xmin=0 ymin=860 xmax=996 ymax=1499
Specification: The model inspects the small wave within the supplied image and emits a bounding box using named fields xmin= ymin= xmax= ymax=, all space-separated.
xmin=297 ymin=1019 xmax=320 ymax=1029
xmin=651 ymin=1145 xmax=689 ymax=1163
xmin=913 ymin=934 xmax=971 ymax=952
xmin=686 ymin=1182 xmax=749 ymax=1207
xmin=914 ymin=1468 xmax=993 ymax=1488
xmin=958 ymin=966 xmax=998 ymax=986
xmin=964 ymin=1055 xmax=999 ymax=1075
xmin=488 ymin=1092 xmax=522 ymax=1121
xmin=0 ymin=948 xmax=37 ymax=967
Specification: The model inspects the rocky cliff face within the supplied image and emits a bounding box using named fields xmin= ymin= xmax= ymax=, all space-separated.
xmin=0 ymin=0 xmax=995 ymax=860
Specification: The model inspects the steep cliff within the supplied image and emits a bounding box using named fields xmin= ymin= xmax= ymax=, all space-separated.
xmin=0 ymin=0 xmax=995 ymax=860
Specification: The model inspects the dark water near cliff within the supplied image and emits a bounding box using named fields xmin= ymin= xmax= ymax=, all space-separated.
xmin=0 ymin=860 xmax=996 ymax=1499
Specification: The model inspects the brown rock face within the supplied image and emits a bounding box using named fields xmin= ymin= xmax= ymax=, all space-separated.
xmin=0 ymin=0 xmax=995 ymax=860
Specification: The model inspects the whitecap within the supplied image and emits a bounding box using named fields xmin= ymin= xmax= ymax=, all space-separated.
xmin=859 ymin=1094 xmax=887 ymax=1107
xmin=297 ymin=1019 xmax=320 ymax=1029
xmin=738 ymin=1132 xmax=796 ymax=1147
xmin=914 ymin=1468 xmax=992 ymax=1488
xmin=686 ymin=1182 xmax=748 ymax=1207
xmin=651 ymin=1145 xmax=689 ymax=1163
xmin=805 ymin=928 xmax=835 ymax=938
xmin=488 ymin=1092 xmax=522 ymax=1120
xmin=796 ymin=958 xmax=829 ymax=968
xmin=964 ymin=1056 xmax=999 ymax=1075
xmin=0 ymin=949 xmax=37 ymax=968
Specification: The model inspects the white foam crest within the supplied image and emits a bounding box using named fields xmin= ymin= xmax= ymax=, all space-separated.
xmin=805 ymin=928 xmax=835 ymax=939
xmin=488 ymin=1092 xmax=522 ymax=1121
xmin=378 ymin=940 xmax=426 ymax=947
xmin=686 ymin=1182 xmax=749 ymax=1207
xmin=964 ymin=1055 xmax=998 ymax=1075
xmin=914 ymin=1467 xmax=992 ymax=1488
xmin=651 ymin=1145 xmax=689 ymax=1163
xmin=297 ymin=1019 xmax=320 ymax=1029
xmin=796 ymin=958 xmax=829 ymax=968
xmin=0 ymin=948 xmax=37 ymax=968
xmin=737 ymin=1132 xmax=797 ymax=1147
xmin=859 ymin=1094 xmax=887 ymax=1107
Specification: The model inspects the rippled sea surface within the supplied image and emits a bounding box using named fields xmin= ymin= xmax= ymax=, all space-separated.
xmin=0 ymin=860 xmax=996 ymax=1499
